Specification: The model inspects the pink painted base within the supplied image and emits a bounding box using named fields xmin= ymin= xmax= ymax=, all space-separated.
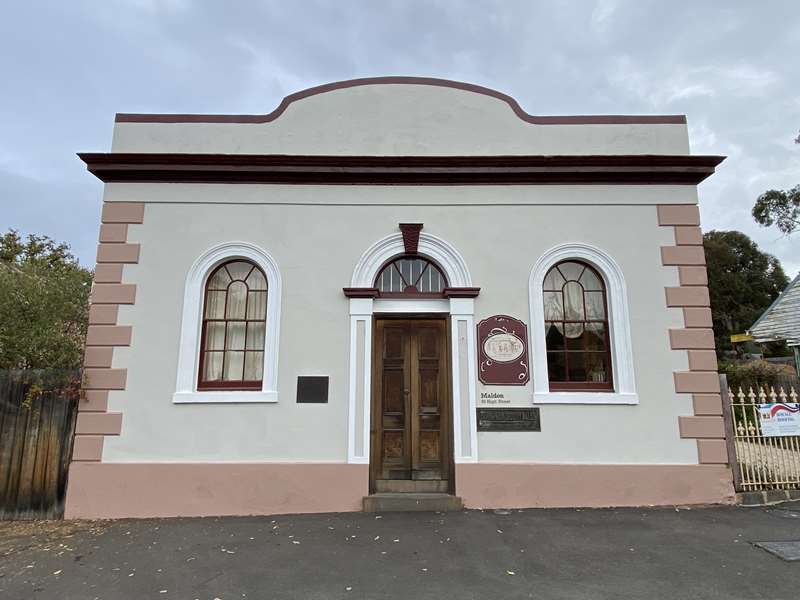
xmin=65 ymin=462 xmax=734 ymax=518
xmin=456 ymin=463 xmax=734 ymax=508
xmin=65 ymin=463 xmax=368 ymax=519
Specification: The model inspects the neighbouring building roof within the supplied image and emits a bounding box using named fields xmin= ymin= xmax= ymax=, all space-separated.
xmin=749 ymin=273 xmax=800 ymax=347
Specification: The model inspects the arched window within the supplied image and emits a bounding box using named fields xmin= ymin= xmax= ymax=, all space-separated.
xmin=542 ymin=260 xmax=613 ymax=391
xmin=375 ymin=256 xmax=447 ymax=296
xmin=198 ymin=260 xmax=267 ymax=390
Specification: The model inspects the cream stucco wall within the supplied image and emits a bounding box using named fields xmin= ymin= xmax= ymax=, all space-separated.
xmin=101 ymin=184 xmax=697 ymax=465
xmin=111 ymin=84 xmax=690 ymax=156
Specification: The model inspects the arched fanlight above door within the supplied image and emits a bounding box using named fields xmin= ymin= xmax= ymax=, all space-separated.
xmin=375 ymin=255 xmax=447 ymax=296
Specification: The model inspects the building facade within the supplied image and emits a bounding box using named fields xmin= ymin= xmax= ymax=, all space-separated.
xmin=65 ymin=78 xmax=732 ymax=518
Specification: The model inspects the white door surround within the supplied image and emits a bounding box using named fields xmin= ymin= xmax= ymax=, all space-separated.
xmin=347 ymin=232 xmax=479 ymax=464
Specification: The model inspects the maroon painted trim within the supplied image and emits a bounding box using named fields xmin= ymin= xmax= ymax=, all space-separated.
xmin=343 ymin=287 xmax=379 ymax=298
xmin=443 ymin=287 xmax=481 ymax=298
xmin=115 ymin=77 xmax=686 ymax=125
xmin=549 ymin=381 xmax=614 ymax=392
xmin=77 ymin=153 xmax=725 ymax=185
xmin=399 ymin=223 xmax=423 ymax=254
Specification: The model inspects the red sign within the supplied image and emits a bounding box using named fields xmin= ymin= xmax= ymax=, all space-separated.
xmin=477 ymin=315 xmax=530 ymax=386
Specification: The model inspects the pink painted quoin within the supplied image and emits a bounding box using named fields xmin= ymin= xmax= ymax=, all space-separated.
xmin=72 ymin=201 xmax=145 ymax=463
xmin=656 ymin=203 xmax=730 ymax=471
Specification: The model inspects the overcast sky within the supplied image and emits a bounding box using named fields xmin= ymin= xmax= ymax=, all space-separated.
xmin=1 ymin=1 xmax=798 ymax=275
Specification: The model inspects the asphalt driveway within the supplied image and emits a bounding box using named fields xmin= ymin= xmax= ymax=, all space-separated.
xmin=1 ymin=502 xmax=799 ymax=600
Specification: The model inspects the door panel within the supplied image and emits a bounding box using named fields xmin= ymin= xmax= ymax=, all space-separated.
xmin=372 ymin=319 xmax=451 ymax=492
xmin=379 ymin=324 xmax=411 ymax=479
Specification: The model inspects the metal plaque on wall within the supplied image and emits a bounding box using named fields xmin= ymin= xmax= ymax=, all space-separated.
xmin=477 ymin=315 xmax=530 ymax=385
xmin=477 ymin=408 xmax=541 ymax=432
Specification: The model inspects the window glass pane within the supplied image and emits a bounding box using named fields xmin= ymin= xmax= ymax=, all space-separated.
xmin=410 ymin=259 xmax=423 ymax=286
xmin=244 ymin=352 xmax=264 ymax=381
xmin=543 ymin=266 xmax=566 ymax=290
xmin=205 ymin=322 xmax=226 ymax=350
xmin=579 ymin=267 xmax=603 ymax=291
xmin=223 ymin=351 xmax=244 ymax=381
xmin=226 ymin=281 xmax=247 ymax=319
xmin=417 ymin=264 xmax=431 ymax=292
xmin=585 ymin=291 xmax=606 ymax=319
xmin=557 ymin=261 xmax=584 ymax=282
xmin=226 ymin=261 xmax=253 ymax=282
xmin=246 ymin=268 xmax=267 ymax=291
xmin=584 ymin=322 xmax=607 ymax=350
xmin=543 ymin=291 xmax=564 ymax=320
xmin=391 ymin=265 xmax=402 ymax=292
xmin=378 ymin=264 xmax=403 ymax=292
xmin=435 ymin=268 xmax=445 ymax=292
xmin=545 ymin=322 xmax=565 ymax=351
xmin=565 ymin=352 xmax=610 ymax=382
xmin=563 ymin=281 xmax=585 ymax=321
xmin=565 ymin=325 xmax=587 ymax=349
xmin=246 ymin=322 xmax=266 ymax=350
xmin=421 ymin=263 xmax=445 ymax=293
xmin=202 ymin=352 xmax=223 ymax=381
xmin=399 ymin=259 xmax=413 ymax=286
xmin=246 ymin=291 xmax=267 ymax=319
xmin=227 ymin=322 xmax=246 ymax=351
xmin=566 ymin=352 xmax=589 ymax=381
xmin=208 ymin=267 xmax=231 ymax=290
xmin=563 ymin=322 xmax=583 ymax=339
xmin=547 ymin=352 xmax=566 ymax=382
xmin=205 ymin=291 xmax=226 ymax=319
xmin=582 ymin=352 xmax=609 ymax=383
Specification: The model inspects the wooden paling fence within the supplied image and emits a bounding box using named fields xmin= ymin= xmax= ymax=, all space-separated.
xmin=0 ymin=371 xmax=79 ymax=520
xmin=721 ymin=375 xmax=800 ymax=492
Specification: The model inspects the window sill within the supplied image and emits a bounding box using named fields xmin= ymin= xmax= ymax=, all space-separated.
xmin=172 ymin=390 xmax=278 ymax=404
xmin=533 ymin=392 xmax=638 ymax=405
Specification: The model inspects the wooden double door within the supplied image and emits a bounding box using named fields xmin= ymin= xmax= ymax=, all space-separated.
xmin=371 ymin=318 xmax=452 ymax=493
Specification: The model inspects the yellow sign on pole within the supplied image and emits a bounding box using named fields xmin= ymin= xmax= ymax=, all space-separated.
xmin=730 ymin=333 xmax=753 ymax=343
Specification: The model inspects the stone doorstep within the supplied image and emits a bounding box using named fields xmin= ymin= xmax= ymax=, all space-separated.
xmin=363 ymin=493 xmax=463 ymax=513
xmin=736 ymin=489 xmax=800 ymax=507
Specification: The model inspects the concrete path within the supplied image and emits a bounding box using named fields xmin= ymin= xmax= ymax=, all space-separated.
xmin=1 ymin=503 xmax=799 ymax=599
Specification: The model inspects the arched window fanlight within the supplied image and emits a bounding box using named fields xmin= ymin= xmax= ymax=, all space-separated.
xmin=375 ymin=256 xmax=447 ymax=296
xmin=542 ymin=260 xmax=613 ymax=391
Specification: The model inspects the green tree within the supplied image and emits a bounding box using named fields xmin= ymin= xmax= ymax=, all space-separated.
xmin=0 ymin=230 xmax=92 ymax=370
xmin=752 ymin=186 xmax=800 ymax=235
xmin=752 ymin=131 xmax=799 ymax=234
xmin=704 ymin=230 xmax=788 ymax=357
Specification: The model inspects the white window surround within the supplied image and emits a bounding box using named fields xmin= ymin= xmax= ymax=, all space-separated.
xmin=529 ymin=242 xmax=638 ymax=405
xmin=173 ymin=241 xmax=282 ymax=404
xmin=348 ymin=231 xmax=479 ymax=464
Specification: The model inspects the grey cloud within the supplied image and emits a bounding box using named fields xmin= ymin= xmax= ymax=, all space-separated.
xmin=1 ymin=0 xmax=797 ymax=274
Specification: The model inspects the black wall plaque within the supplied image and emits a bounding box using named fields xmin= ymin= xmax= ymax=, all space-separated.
xmin=296 ymin=376 xmax=329 ymax=403
xmin=477 ymin=407 xmax=541 ymax=432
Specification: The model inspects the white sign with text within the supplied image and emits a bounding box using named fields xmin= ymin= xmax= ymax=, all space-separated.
xmin=758 ymin=403 xmax=800 ymax=437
